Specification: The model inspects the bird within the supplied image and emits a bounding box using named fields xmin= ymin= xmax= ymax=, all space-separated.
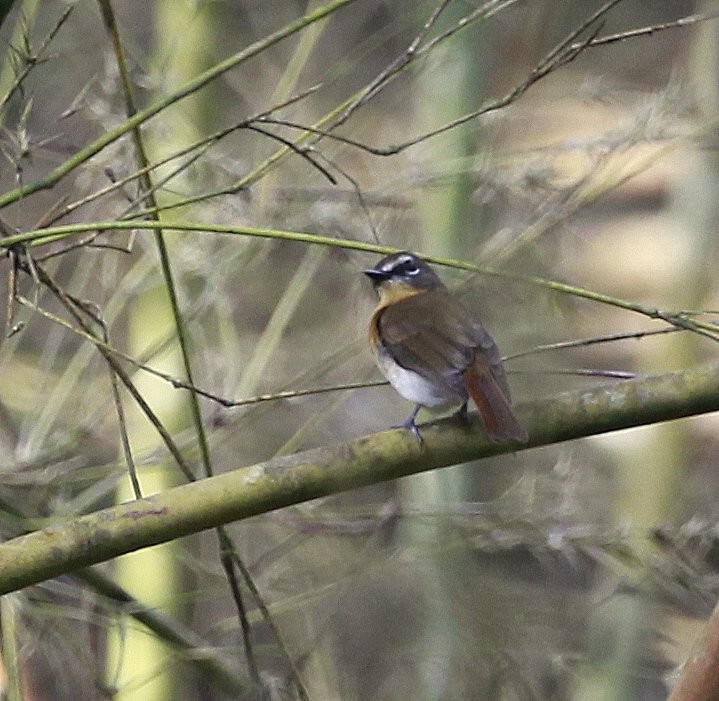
xmin=364 ymin=251 xmax=528 ymax=445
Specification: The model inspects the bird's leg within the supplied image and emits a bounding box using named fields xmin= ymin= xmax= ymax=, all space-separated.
xmin=394 ymin=404 xmax=424 ymax=446
xmin=454 ymin=401 xmax=470 ymax=424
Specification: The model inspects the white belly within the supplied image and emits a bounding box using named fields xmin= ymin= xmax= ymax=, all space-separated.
xmin=376 ymin=349 xmax=460 ymax=408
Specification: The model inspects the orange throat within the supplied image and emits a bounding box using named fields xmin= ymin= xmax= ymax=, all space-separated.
xmin=374 ymin=282 xmax=424 ymax=309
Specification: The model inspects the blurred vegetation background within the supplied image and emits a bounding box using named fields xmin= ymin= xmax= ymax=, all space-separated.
xmin=1 ymin=0 xmax=719 ymax=699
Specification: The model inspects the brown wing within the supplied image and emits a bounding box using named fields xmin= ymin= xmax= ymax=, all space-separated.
xmin=376 ymin=290 xmax=526 ymax=443
xmin=376 ymin=290 xmax=507 ymax=398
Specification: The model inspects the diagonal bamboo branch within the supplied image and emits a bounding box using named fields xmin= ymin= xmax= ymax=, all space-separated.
xmin=0 ymin=0 xmax=359 ymax=210
xmin=1 ymin=361 xmax=719 ymax=596
xmin=667 ymin=591 xmax=719 ymax=701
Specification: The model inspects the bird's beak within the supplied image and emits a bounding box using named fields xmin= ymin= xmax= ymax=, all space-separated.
xmin=364 ymin=267 xmax=390 ymax=281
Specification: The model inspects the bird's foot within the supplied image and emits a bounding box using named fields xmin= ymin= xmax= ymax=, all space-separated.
xmin=453 ymin=402 xmax=470 ymax=425
xmin=393 ymin=406 xmax=424 ymax=446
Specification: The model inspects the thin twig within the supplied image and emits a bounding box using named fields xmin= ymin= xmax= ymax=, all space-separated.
xmin=246 ymin=124 xmax=337 ymax=184
xmin=504 ymin=328 xmax=682 ymax=361
xmin=17 ymin=264 xmax=198 ymax=483
xmin=82 ymin=308 xmax=141 ymax=499
xmin=260 ymin=5 xmax=719 ymax=163
xmin=0 ymin=0 xmax=356 ymax=210
xmin=0 ymin=5 xmax=75 ymax=112
xmin=218 ymin=529 xmax=260 ymax=688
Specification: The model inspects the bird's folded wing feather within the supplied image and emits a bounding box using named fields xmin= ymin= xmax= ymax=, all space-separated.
xmin=377 ymin=291 xmax=511 ymax=398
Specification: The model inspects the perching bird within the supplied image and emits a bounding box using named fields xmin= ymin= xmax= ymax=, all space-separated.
xmin=365 ymin=251 xmax=527 ymax=445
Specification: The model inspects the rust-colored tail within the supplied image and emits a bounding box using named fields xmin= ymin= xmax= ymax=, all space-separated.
xmin=463 ymin=366 xmax=528 ymax=444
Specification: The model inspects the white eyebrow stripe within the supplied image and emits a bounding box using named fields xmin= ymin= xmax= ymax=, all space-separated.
xmin=384 ymin=254 xmax=417 ymax=273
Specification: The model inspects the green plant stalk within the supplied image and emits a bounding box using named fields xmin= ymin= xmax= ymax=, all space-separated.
xmin=406 ymin=15 xmax=488 ymax=691
xmin=98 ymin=5 xmax=298 ymax=692
xmin=0 ymin=595 xmax=21 ymax=701
xmin=78 ymin=568 xmax=249 ymax=696
xmin=0 ymin=0 xmax=40 ymax=119
xmin=1 ymin=361 xmax=719 ymax=595
xmin=254 ymin=0 xmax=328 ymax=222
xmin=100 ymin=0 xmax=211 ymax=480
xmin=237 ymin=246 xmax=327 ymax=397
xmin=8 ymin=221 xmax=719 ymax=336
xmin=667 ymin=586 xmax=719 ymax=701
xmin=230 ymin=0 xmax=523 ymax=195
xmin=0 ymin=0 xmax=359 ymax=210
xmin=22 ymin=254 xmax=97 ymax=453
xmin=0 ymin=0 xmax=19 ymax=31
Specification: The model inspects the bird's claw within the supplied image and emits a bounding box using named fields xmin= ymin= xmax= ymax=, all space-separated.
xmin=453 ymin=402 xmax=471 ymax=425
xmin=393 ymin=416 xmax=424 ymax=447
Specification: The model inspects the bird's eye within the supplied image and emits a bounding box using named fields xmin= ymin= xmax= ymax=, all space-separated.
xmin=399 ymin=261 xmax=420 ymax=276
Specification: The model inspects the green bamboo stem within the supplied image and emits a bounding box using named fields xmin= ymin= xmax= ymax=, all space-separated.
xmin=0 ymin=0 xmax=360 ymax=210
xmin=1 ymin=361 xmax=719 ymax=596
